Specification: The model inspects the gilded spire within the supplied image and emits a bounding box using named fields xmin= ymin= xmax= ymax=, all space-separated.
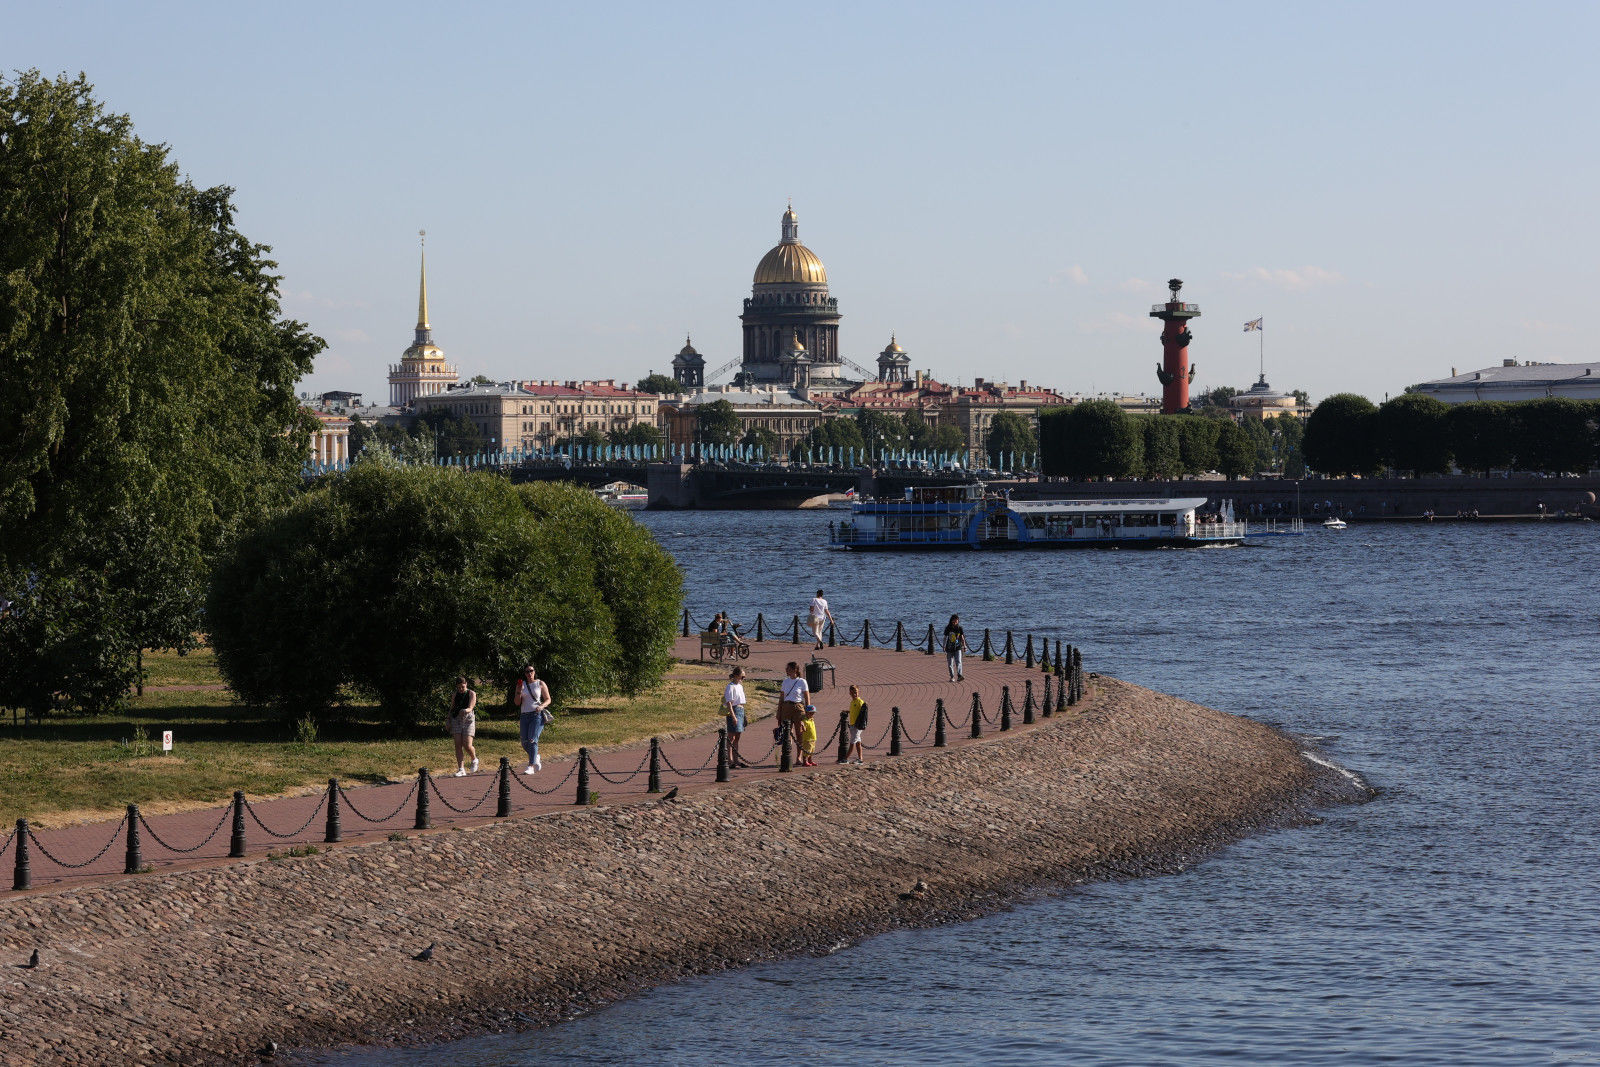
xmin=780 ymin=203 xmax=799 ymax=244
xmin=417 ymin=230 xmax=430 ymax=330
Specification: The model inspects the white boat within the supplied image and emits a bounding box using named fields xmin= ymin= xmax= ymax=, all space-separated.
xmin=1323 ymin=517 xmax=1348 ymax=530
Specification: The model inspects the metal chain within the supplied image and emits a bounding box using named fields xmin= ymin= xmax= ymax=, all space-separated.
xmin=0 ymin=826 xmax=14 ymax=862
xmin=902 ymin=714 xmax=935 ymax=745
xmin=136 ymin=807 xmax=231 ymax=855
xmin=588 ymin=751 xmax=652 ymax=785
xmin=244 ymin=793 xmax=328 ymax=840
xmin=658 ymin=739 xmax=720 ymax=777
xmin=338 ymin=780 xmax=419 ymax=823
xmin=25 ymin=814 xmax=128 ymax=869
xmin=820 ymin=720 xmax=842 ymax=750
xmin=864 ymin=721 xmax=894 ymax=749
xmin=427 ymin=774 xmax=499 ymax=814
xmin=509 ymin=760 xmax=579 ymax=795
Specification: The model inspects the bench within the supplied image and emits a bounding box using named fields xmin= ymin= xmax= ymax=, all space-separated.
xmin=698 ymin=632 xmax=720 ymax=662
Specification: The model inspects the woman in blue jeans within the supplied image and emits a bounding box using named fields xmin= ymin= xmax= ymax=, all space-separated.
xmin=516 ymin=666 xmax=552 ymax=774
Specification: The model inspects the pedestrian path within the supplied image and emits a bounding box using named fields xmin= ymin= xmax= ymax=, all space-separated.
xmin=2 ymin=633 xmax=1081 ymax=894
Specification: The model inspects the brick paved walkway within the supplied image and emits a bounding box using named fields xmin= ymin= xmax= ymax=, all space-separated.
xmin=2 ymin=631 xmax=1079 ymax=895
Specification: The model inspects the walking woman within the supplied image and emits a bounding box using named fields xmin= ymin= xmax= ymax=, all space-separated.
xmin=448 ymin=676 xmax=479 ymax=776
xmin=516 ymin=666 xmax=553 ymax=774
xmin=723 ymin=666 xmax=750 ymax=768
xmin=943 ymin=614 xmax=965 ymax=682
xmin=778 ymin=660 xmax=810 ymax=753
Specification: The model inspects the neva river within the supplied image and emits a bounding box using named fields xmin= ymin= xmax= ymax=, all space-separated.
xmin=324 ymin=513 xmax=1600 ymax=1066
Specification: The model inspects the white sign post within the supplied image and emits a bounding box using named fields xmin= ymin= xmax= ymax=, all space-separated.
xmin=162 ymin=730 xmax=173 ymax=753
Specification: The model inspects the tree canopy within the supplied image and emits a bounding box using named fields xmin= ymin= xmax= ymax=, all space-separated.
xmin=1039 ymin=401 xmax=1142 ymax=479
xmin=206 ymin=461 xmax=681 ymax=724
xmin=695 ymin=399 xmax=742 ymax=446
xmin=0 ymin=71 xmax=321 ymax=716
xmin=635 ymin=373 xmax=684 ymax=395
xmin=1304 ymin=393 xmax=1380 ymax=476
xmin=1376 ymin=394 xmax=1452 ymax=475
xmin=985 ymin=411 xmax=1038 ymax=465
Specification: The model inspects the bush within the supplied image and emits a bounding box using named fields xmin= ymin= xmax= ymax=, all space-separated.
xmin=206 ymin=460 xmax=682 ymax=723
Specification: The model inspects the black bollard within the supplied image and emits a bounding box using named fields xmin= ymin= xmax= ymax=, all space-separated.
xmin=717 ymin=729 xmax=730 ymax=783
xmin=1000 ymin=687 xmax=1012 ymax=731
xmin=925 ymin=623 xmax=936 ymax=655
xmin=982 ymin=628 xmax=994 ymax=662
xmin=828 ymin=621 xmax=836 ymax=647
xmin=681 ymin=608 xmax=690 ymax=637
xmin=325 ymin=779 xmax=342 ymax=843
xmin=1025 ymin=634 xmax=1035 ymax=668
xmin=837 ymin=710 xmax=851 ymax=763
xmin=1058 ymin=674 xmax=1068 ymax=714
xmin=862 ymin=619 xmax=871 ymax=650
xmin=229 ymin=791 xmax=247 ymax=858
xmin=124 ymin=804 xmax=142 ymax=874
xmin=576 ymin=748 xmax=591 ymax=805
xmin=1042 ymin=674 xmax=1054 ymax=718
xmin=934 ymin=699 xmax=947 ymax=748
xmin=1055 ymin=640 xmax=1064 ymax=679
xmin=780 ymin=728 xmax=793 ymax=773
xmin=497 ymin=758 xmax=513 ymax=816
xmin=1023 ymin=680 xmax=1036 ymax=725
xmin=895 ymin=621 xmax=904 ymax=653
xmin=755 ymin=613 xmax=765 ymax=642
xmin=12 ymin=818 xmax=29 ymax=891
xmin=1004 ymin=630 xmax=1015 ymax=665
xmin=889 ymin=707 xmax=902 ymax=756
xmin=792 ymin=615 xmax=801 ymax=644
xmin=970 ymin=694 xmax=983 ymax=738
xmin=415 ymin=768 xmax=432 ymax=829
xmin=648 ymin=738 xmax=662 ymax=793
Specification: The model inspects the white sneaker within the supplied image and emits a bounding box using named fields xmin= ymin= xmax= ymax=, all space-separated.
xmin=523 ymin=764 xmax=537 ymax=775
xmin=454 ymin=768 xmax=466 ymax=777
xmin=534 ymin=755 xmax=542 ymax=771
xmin=471 ymin=759 xmax=479 ymax=773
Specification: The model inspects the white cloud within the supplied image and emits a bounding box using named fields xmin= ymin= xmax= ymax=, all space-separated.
xmin=1223 ymin=266 xmax=1345 ymax=291
xmin=1048 ymin=264 xmax=1090 ymax=286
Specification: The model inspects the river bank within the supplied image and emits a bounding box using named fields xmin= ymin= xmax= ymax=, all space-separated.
xmin=0 ymin=677 xmax=1355 ymax=1066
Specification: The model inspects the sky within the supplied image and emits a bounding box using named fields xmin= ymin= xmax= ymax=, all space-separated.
xmin=10 ymin=1 xmax=1599 ymax=404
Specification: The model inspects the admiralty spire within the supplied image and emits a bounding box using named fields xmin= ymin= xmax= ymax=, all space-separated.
xmin=388 ymin=230 xmax=459 ymax=407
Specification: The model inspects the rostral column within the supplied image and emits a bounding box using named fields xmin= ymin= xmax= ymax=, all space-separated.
xmin=1151 ymin=278 xmax=1201 ymax=414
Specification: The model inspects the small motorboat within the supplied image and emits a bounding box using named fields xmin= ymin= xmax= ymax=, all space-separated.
xmin=1323 ymin=516 xmax=1348 ymax=530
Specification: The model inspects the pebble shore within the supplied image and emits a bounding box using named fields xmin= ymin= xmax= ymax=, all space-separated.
xmin=0 ymin=677 xmax=1345 ymax=1065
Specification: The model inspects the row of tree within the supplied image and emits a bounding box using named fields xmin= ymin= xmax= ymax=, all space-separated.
xmin=1304 ymin=394 xmax=1600 ymax=476
xmin=350 ymin=409 xmax=665 ymax=463
xmin=1038 ymin=402 xmax=1301 ymax=480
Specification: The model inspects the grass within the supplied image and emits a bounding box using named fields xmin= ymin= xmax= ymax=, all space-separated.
xmin=0 ymin=649 xmax=772 ymax=828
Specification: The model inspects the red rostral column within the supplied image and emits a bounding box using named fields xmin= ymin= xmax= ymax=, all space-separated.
xmin=1151 ymin=278 xmax=1201 ymax=414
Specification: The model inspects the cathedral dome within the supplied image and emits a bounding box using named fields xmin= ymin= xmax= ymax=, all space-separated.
xmin=753 ymin=205 xmax=828 ymax=287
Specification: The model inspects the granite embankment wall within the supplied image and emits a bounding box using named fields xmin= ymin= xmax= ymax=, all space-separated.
xmin=0 ymin=678 xmax=1331 ymax=1066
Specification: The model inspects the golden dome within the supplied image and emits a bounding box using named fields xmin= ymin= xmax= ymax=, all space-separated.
xmin=882 ymin=334 xmax=906 ymax=355
xmin=754 ymin=243 xmax=828 ymax=286
xmin=753 ymin=203 xmax=827 ymax=286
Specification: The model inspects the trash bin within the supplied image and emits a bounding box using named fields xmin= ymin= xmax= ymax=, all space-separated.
xmin=805 ymin=661 xmax=825 ymax=693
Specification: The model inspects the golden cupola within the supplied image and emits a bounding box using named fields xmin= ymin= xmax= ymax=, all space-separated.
xmin=753 ymin=204 xmax=828 ymax=287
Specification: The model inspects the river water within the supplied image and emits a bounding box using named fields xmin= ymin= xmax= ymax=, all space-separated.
xmin=322 ymin=513 xmax=1600 ymax=1065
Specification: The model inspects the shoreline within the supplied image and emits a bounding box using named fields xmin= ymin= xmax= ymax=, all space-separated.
xmin=0 ymin=678 xmax=1366 ymax=1066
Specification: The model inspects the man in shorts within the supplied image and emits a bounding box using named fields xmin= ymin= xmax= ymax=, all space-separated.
xmin=844 ymin=684 xmax=868 ymax=764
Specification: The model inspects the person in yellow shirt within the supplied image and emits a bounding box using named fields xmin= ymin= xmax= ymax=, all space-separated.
xmin=798 ymin=706 xmax=819 ymax=767
xmin=845 ymin=685 xmax=868 ymax=765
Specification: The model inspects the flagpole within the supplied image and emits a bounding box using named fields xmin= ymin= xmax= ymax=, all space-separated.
xmin=1259 ymin=316 xmax=1264 ymax=381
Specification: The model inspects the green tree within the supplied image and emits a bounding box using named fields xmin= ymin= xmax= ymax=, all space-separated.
xmin=554 ymin=425 xmax=608 ymax=452
xmin=350 ymin=415 xmax=435 ymax=464
xmin=1510 ymin=398 xmax=1596 ymax=473
xmin=469 ymin=374 xmax=496 ymax=385
xmin=1446 ymin=402 xmax=1513 ymax=474
xmin=1216 ymin=419 xmax=1257 ymax=479
xmin=1200 ymin=386 xmax=1239 ymax=408
xmin=1304 ymin=393 xmax=1380 ymax=476
xmin=635 ymin=373 xmax=683 ymax=395
xmin=0 ymin=72 xmax=321 ymax=716
xmin=1135 ymin=416 xmax=1184 ymax=479
xmin=206 ymin=462 xmax=681 ymax=723
xmin=793 ymin=418 xmax=866 ymax=463
xmin=1375 ymin=393 xmax=1452 ymax=475
xmin=1040 ymin=401 xmax=1142 ymax=479
xmin=856 ymin=409 xmax=908 ymax=457
xmin=607 ymin=422 xmax=663 ymax=450
xmin=928 ymin=423 xmax=967 ymax=455
xmin=1177 ymin=416 xmax=1221 ymax=474
xmin=695 ymin=399 xmax=742 ymax=446
xmin=418 ymin=407 xmax=487 ymax=457
xmin=985 ymin=411 xmax=1038 ymax=466
xmin=740 ymin=425 xmax=781 ymax=459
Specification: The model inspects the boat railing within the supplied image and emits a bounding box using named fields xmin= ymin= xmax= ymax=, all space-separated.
xmin=1248 ymin=517 xmax=1305 ymax=535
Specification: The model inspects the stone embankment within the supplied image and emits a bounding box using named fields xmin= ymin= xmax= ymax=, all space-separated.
xmin=0 ymin=677 xmax=1344 ymax=1065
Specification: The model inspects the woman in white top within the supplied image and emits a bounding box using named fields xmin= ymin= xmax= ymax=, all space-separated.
xmin=808 ymin=589 xmax=835 ymax=650
xmin=516 ymin=666 xmax=553 ymax=774
xmin=723 ymin=667 xmax=749 ymax=768
xmin=778 ymin=660 xmax=810 ymax=754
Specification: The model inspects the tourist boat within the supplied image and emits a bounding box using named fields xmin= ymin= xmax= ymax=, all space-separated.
xmin=595 ymin=482 xmax=647 ymax=507
xmin=1323 ymin=516 xmax=1348 ymax=530
xmin=828 ymin=484 xmax=1248 ymax=550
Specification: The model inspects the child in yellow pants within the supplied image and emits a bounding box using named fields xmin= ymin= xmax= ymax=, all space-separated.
xmin=799 ymin=706 xmax=818 ymax=767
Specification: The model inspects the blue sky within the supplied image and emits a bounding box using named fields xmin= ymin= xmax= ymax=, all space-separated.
xmin=11 ymin=1 xmax=1598 ymax=403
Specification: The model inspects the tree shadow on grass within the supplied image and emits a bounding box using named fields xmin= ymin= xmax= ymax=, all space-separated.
xmin=0 ymin=705 xmax=445 ymax=746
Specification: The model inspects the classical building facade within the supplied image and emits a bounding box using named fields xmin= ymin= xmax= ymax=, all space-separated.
xmin=388 ymin=236 xmax=459 ymax=407
xmin=1412 ymin=360 xmax=1600 ymax=404
xmin=736 ymin=206 xmax=854 ymax=389
xmin=411 ymin=380 xmax=660 ymax=451
xmin=670 ymin=336 xmax=706 ymax=388
xmin=941 ymin=379 xmax=1066 ymax=462
xmin=658 ymin=385 xmax=823 ymax=455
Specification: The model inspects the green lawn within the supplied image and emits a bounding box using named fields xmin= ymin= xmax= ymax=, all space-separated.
xmin=0 ymin=650 xmax=771 ymax=828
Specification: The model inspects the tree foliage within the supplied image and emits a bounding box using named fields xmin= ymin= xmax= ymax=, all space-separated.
xmin=740 ymin=425 xmax=781 ymax=458
xmin=1304 ymin=393 xmax=1380 ymax=476
xmin=695 ymin=399 xmax=742 ymax=446
xmin=1445 ymin=402 xmax=1513 ymax=474
xmin=418 ymin=407 xmax=487 ymax=456
xmin=350 ymin=415 xmax=436 ymax=464
xmin=1376 ymin=393 xmax=1452 ymax=475
xmin=635 ymin=373 xmax=683 ymax=395
xmin=0 ymin=71 xmax=321 ymax=715
xmin=1039 ymin=401 xmax=1142 ymax=479
xmin=985 ymin=411 xmax=1038 ymax=465
xmin=793 ymin=418 xmax=865 ymax=462
xmin=608 ymin=422 xmax=663 ymax=449
xmin=1215 ymin=419 xmax=1257 ymax=479
xmin=1137 ymin=417 xmax=1184 ymax=479
xmin=206 ymin=461 xmax=681 ymax=724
